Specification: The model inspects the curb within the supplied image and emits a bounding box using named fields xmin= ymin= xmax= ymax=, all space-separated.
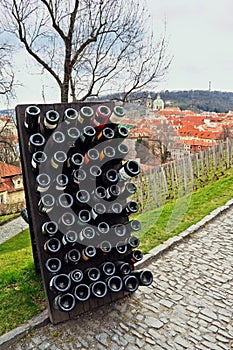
xmin=0 ymin=215 xmax=20 ymax=227
xmin=1 ymin=198 xmax=233 ymax=349
xmin=0 ymin=311 xmax=49 ymax=350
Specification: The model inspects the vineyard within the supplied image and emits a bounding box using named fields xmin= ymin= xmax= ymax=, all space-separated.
xmin=134 ymin=139 xmax=233 ymax=212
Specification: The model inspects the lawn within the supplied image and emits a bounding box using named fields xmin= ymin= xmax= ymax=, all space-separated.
xmin=0 ymin=213 xmax=19 ymax=225
xmin=0 ymin=172 xmax=233 ymax=335
xmin=0 ymin=229 xmax=45 ymax=336
xmin=136 ymin=172 xmax=233 ymax=252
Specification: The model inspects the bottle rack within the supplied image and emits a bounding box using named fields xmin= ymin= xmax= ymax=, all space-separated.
xmin=15 ymin=102 xmax=153 ymax=324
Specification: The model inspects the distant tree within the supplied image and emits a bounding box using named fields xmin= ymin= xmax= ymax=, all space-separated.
xmin=1 ymin=0 xmax=171 ymax=102
xmin=0 ymin=36 xmax=15 ymax=100
xmin=0 ymin=117 xmax=19 ymax=165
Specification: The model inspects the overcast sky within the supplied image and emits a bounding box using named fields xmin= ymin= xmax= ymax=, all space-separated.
xmin=146 ymin=0 xmax=233 ymax=92
xmin=5 ymin=0 xmax=233 ymax=108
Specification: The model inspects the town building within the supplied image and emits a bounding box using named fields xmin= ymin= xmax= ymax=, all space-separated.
xmin=0 ymin=110 xmax=19 ymax=165
xmin=0 ymin=161 xmax=25 ymax=214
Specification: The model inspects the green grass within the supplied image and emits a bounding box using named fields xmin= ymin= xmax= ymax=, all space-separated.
xmin=136 ymin=172 xmax=233 ymax=252
xmin=0 ymin=213 xmax=19 ymax=225
xmin=0 ymin=229 xmax=45 ymax=336
xmin=0 ymin=172 xmax=233 ymax=335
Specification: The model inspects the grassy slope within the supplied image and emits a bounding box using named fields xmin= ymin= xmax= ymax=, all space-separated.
xmin=0 ymin=173 xmax=233 ymax=335
xmin=136 ymin=173 xmax=233 ymax=252
xmin=0 ymin=229 xmax=45 ymax=336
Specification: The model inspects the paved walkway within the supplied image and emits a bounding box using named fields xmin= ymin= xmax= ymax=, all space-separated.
xmin=2 ymin=207 xmax=233 ymax=350
xmin=0 ymin=216 xmax=28 ymax=244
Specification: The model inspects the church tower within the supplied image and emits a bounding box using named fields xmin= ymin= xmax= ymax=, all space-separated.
xmin=146 ymin=93 xmax=153 ymax=110
xmin=153 ymin=93 xmax=164 ymax=111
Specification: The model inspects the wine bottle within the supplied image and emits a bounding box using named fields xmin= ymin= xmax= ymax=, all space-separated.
xmin=78 ymin=105 xmax=94 ymax=125
xmin=126 ymin=219 xmax=141 ymax=233
xmin=127 ymin=235 xmax=140 ymax=249
xmin=47 ymin=130 xmax=66 ymax=150
xmin=99 ymin=240 xmax=112 ymax=255
xmin=44 ymin=110 xmax=60 ymax=131
xmin=106 ymin=275 xmax=123 ymax=293
xmin=90 ymin=280 xmax=108 ymax=298
xmin=124 ymin=250 xmax=143 ymax=264
xmin=79 ymin=225 xmax=96 ymax=242
xmin=50 ymin=151 xmax=67 ymax=169
xmin=69 ymin=168 xmax=87 ymax=192
xmin=114 ymin=125 xmax=128 ymax=140
xmin=31 ymin=151 xmax=47 ymax=173
xmin=66 ymin=152 xmax=84 ymax=171
xmin=89 ymin=165 xmax=102 ymax=181
xmin=21 ymin=208 xmax=29 ymax=224
xmin=49 ymin=273 xmax=71 ymax=292
xmin=74 ymin=283 xmax=91 ymax=301
xmin=118 ymin=160 xmax=140 ymax=181
xmin=115 ymin=143 xmax=129 ymax=158
xmin=113 ymin=223 xmax=126 ymax=237
xmin=35 ymin=173 xmax=51 ymax=193
xmin=95 ymin=126 xmax=114 ymax=144
xmin=75 ymin=125 xmax=96 ymax=152
xmin=91 ymin=203 xmax=106 ymax=219
xmin=45 ymin=258 xmax=62 ymax=273
xmin=64 ymin=249 xmax=81 ymax=264
xmin=24 ymin=105 xmax=40 ymax=133
xmin=69 ymin=269 xmax=84 ymax=284
xmin=109 ymin=202 xmax=122 ymax=214
xmin=28 ymin=133 xmax=45 ymax=153
xmin=102 ymin=143 xmax=129 ymax=170
xmin=44 ymin=237 xmax=61 ymax=253
xmin=62 ymin=230 xmax=78 ymax=245
xmin=63 ymin=108 xmax=78 ymax=125
xmin=108 ymin=105 xmax=125 ymax=125
xmin=105 ymin=184 xmax=121 ymax=201
xmin=66 ymin=127 xmax=80 ymax=147
xmin=99 ymin=261 xmax=116 ymax=277
xmin=115 ymin=241 xmax=128 ymax=255
xmin=55 ymin=173 xmax=69 ymax=191
xmin=59 ymin=212 xmax=76 ymax=231
xmin=42 ymin=221 xmax=58 ymax=236
xmin=121 ymin=182 xmax=137 ymax=198
xmin=121 ymin=201 xmax=139 ymax=216
xmin=92 ymin=186 xmax=107 ymax=202
xmin=82 ymin=245 xmax=96 ymax=261
xmin=122 ymin=275 xmax=139 ymax=292
xmin=131 ymin=270 xmax=153 ymax=286
xmin=57 ymin=193 xmax=74 ymax=209
xmin=54 ymin=293 xmax=76 ymax=312
xmin=85 ymin=267 xmax=101 ymax=282
xmin=115 ymin=261 xmax=132 ymax=275
xmin=77 ymin=209 xmax=91 ymax=226
xmin=84 ymin=148 xmax=100 ymax=165
xmin=99 ymin=145 xmax=115 ymax=162
xmin=75 ymin=189 xmax=90 ymax=208
xmin=100 ymin=168 xmax=119 ymax=187
xmin=38 ymin=194 xmax=55 ymax=213
xmin=97 ymin=221 xmax=110 ymax=235
xmin=91 ymin=105 xmax=111 ymax=130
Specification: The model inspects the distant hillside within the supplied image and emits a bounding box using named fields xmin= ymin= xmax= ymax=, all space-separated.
xmin=103 ymin=90 xmax=233 ymax=114
xmin=160 ymin=90 xmax=233 ymax=113
xmin=158 ymin=90 xmax=233 ymax=113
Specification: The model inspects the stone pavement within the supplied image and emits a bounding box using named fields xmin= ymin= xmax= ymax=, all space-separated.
xmin=2 ymin=205 xmax=233 ymax=350
xmin=0 ymin=216 xmax=28 ymax=244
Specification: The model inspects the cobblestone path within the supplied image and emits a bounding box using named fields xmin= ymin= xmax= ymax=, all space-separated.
xmin=0 ymin=216 xmax=28 ymax=244
xmin=7 ymin=208 xmax=233 ymax=349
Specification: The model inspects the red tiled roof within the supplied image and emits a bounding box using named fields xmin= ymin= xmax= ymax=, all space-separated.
xmin=0 ymin=161 xmax=22 ymax=178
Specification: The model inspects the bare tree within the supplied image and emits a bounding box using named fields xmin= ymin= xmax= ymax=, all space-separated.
xmin=0 ymin=117 xmax=19 ymax=164
xmin=0 ymin=38 xmax=15 ymax=99
xmin=1 ymin=0 xmax=171 ymax=103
